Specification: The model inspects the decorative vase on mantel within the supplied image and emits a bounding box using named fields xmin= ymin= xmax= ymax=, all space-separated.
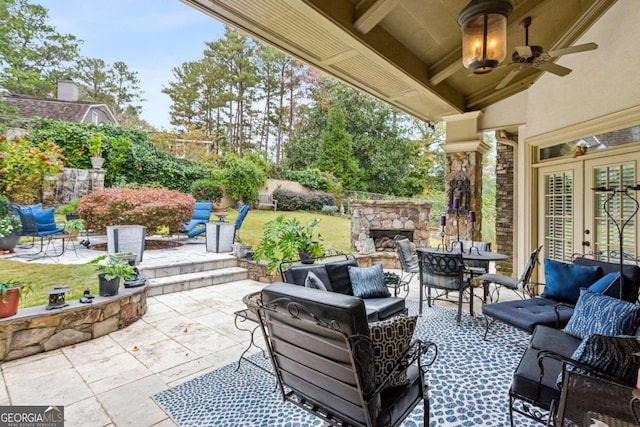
xmin=91 ymin=156 xmax=105 ymax=169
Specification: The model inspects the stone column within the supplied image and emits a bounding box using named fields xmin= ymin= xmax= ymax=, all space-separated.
xmin=441 ymin=112 xmax=489 ymax=243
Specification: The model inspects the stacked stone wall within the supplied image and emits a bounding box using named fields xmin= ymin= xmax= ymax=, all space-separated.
xmin=496 ymin=143 xmax=514 ymax=275
xmin=0 ymin=286 xmax=147 ymax=362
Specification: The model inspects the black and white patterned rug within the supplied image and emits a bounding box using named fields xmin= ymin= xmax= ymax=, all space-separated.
xmin=153 ymin=302 xmax=539 ymax=426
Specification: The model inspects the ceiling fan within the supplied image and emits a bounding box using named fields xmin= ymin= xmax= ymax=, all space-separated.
xmin=495 ymin=16 xmax=598 ymax=90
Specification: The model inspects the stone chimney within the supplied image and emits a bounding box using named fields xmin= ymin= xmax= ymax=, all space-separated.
xmin=57 ymin=79 xmax=78 ymax=101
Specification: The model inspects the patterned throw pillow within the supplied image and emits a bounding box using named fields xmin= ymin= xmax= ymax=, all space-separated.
xmin=541 ymin=258 xmax=602 ymax=304
xmin=562 ymin=334 xmax=640 ymax=387
xmin=304 ymin=271 xmax=328 ymax=291
xmin=369 ymin=315 xmax=417 ymax=388
xmin=348 ymin=264 xmax=391 ymax=299
xmin=564 ymin=292 xmax=640 ymax=339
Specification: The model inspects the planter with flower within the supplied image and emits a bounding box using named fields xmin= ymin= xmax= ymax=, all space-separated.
xmin=88 ymin=134 xmax=105 ymax=169
xmin=64 ymin=218 xmax=84 ymax=239
xmin=0 ymin=195 xmax=22 ymax=254
xmin=0 ymin=280 xmax=33 ymax=318
xmin=59 ymin=199 xmax=80 ymax=220
xmin=95 ymin=257 xmax=136 ymax=297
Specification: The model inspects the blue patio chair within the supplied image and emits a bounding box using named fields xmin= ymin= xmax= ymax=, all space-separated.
xmin=234 ymin=204 xmax=250 ymax=243
xmin=180 ymin=202 xmax=213 ymax=238
xmin=13 ymin=204 xmax=66 ymax=253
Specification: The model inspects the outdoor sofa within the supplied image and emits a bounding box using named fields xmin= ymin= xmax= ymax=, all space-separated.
xmin=281 ymin=257 xmax=406 ymax=322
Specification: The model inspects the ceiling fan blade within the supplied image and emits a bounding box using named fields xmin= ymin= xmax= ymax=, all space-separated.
xmin=496 ymin=68 xmax=521 ymax=90
xmin=537 ymin=61 xmax=572 ymax=76
xmin=516 ymin=45 xmax=533 ymax=58
xmin=548 ymin=42 xmax=598 ymax=57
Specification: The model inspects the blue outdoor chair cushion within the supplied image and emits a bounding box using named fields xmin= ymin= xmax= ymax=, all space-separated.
xmin=33 ymin=208 xmax=57 ymax=231
xmin=482 ymin=297 xmax=575 ymax=333
xmin=564 ymin=291 xmax=640 ymax=339
xmin=348 ymin=264 xmax=391 ymax=299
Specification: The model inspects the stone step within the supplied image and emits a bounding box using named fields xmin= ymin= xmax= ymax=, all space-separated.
xmin=140 ymin=254 xmax=238 ymax=279
xmin=147 ymin=266 xmax=248 ymax=296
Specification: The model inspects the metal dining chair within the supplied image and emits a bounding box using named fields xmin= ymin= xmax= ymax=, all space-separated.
xmin=477 ymin=245 xmax=542 ymax=302
xmin=418 ymin=250 xmax=473 ymax=325
xmin=393 ymin=235 xmax=418 ymax=297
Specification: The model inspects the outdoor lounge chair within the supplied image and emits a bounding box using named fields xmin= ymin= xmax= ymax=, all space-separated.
xmin=13 ymin=204 xmax=66 ymax=253
xmin=179 ymin=201 xmax=213 ymax=238
xmin=257 ymin=282 xmax=437 ymax=426
xmin=233 ymin=204 xmax=250 ymax=243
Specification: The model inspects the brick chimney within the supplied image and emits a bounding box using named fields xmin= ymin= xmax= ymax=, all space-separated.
xmin=57 ymin=79 xmax=78 ymax=101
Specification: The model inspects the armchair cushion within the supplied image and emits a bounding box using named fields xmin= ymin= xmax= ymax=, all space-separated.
xmin=564 ymin=292 xmax=640 ymax=339
xmin=284 ymin=265 xmax=332 ymax=291
xmin=33 ymin=208 xmax=56 ymax=231
xmin=564 ymin=334 xmax=640 ymax=387
xmin=304 ymin=271 xmax=328 ymax=291
xmin=370 ymin=315 xmax=417 ymax=388
xmin=348 ymin=264 xmax=391 ymax=299
xmin=541 ymin=258 xmax=601 ymax=304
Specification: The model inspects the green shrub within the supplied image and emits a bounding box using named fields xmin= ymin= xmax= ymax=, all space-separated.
xmin=221 ymin=155 xmax=266 ymax=204
xmin=273 ymin=189 xmax=335 ymax=211
xmin=76 ymin=188 xmax=194 ymax=233
xmin=321 ymin=205 xmax=339 ymax=214
xmin=284 ymin=168 xmax=334 ymax=191
xmin=191 ymin=179 xmax=224 ymax=204
xmin=23 ymin=119 xmax=213 ymax=191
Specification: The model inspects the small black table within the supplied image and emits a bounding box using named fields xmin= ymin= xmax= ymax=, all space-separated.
xmin=416 ymin=247 xmax=509 ymax=315
xmin=233 ymin=306 xmax=270 ymax=374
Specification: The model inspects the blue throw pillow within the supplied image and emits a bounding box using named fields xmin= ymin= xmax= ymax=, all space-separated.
xmin=304 ymin=271 xmax=328 ymax=291
xmin=587 ymin=272 xmax=621 ymax=298
xmin=561 ymin=334 xmax=640 ymax=388
xmin=541 ymin=258 xmax=601 ymax=304
xmin=564 ymin=292 xmax=640 ymax=339
xmin=33 ymin=208 xmax=56 ymax=231
xmin=348 ymin=264 xmax=391 ymax=299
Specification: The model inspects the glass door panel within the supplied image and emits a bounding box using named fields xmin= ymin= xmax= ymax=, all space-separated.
xmin=585 ymin=157 xmax=639 ymax=265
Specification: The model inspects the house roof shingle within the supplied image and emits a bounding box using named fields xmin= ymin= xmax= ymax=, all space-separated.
xmin=1 ymin=94 xmax=116 ymax=123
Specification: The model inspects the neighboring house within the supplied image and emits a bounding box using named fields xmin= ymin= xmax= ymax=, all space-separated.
xmin=0 ymin=80 xmax=117 ymax=125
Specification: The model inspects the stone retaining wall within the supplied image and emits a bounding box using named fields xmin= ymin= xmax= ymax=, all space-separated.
xmin=0 ymin=286 xmax=147 ymax=362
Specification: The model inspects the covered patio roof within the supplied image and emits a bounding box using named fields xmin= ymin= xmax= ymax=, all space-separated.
xmin=180 ymin=0 xmax=616 ymax=123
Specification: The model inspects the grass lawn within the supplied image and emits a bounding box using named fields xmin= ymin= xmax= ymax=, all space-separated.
xmin=0 ymin=210 xmax=352 ymax=309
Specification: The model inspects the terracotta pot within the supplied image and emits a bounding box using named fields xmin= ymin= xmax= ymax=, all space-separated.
xmin=0 ymin=288 xmax=20 ymax=318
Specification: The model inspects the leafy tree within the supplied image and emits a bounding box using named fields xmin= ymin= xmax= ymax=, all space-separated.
xmin=0 ymin=0 xmax=81 ymax=96
xmin=75 ymin=58 xmax=144 ymax=116
xmin=316 ymin=104 xmax=361 ymax=188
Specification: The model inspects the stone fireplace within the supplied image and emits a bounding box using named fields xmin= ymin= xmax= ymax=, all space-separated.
xmin=351 ymin=200 xmax=431 ymax=251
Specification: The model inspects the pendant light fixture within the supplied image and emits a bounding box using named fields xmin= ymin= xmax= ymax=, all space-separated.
xmin=458 ymin=0 xmax=513 ymax=74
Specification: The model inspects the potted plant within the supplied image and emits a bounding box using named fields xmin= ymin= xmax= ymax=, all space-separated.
xmin=254 ymin=215 xmax=325 ymax=272
xmin=59 ymin=199 xmax=80 ymax=220
xmin=0 ymin=279 xmax=32 ymax=318
xmin=64 ymin=218 xmax=83 ymax=238
xmin=96 ymin=257 xmax=136 ymax=297
xmin=0 ymin=195 xmax=21 ymax=254
xmin=88 ymin=134 xmax=105 ymax=169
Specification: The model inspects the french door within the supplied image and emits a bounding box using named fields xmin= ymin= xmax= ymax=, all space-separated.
xmin=537 ymin=153 xmax=640 ymax=276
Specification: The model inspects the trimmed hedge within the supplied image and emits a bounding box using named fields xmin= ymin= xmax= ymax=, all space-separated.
xmin=273 ymin=189 xmax=335 ymax=211
xmin=76 ymin=188 xmax=194 ymax=233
